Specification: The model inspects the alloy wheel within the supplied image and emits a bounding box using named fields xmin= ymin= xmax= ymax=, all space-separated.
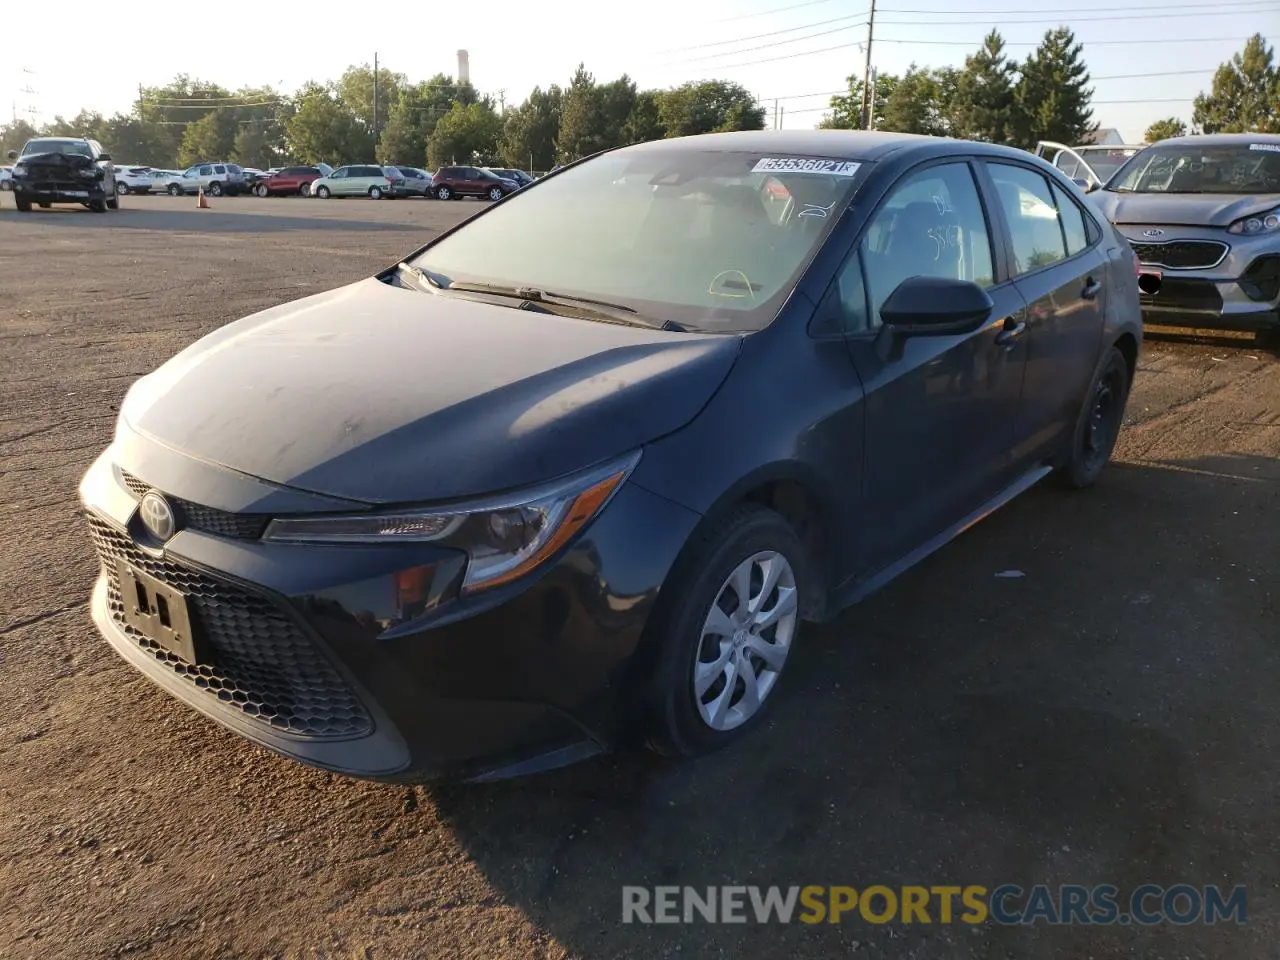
xmin=693 ymin=550 xmax=798 ymax=732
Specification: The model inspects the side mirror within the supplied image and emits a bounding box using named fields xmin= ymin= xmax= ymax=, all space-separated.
xmin=1071 ymin=178 xmax=1090 ymax=190
xmin=6 ymin=150 xmax=16 ymax=160
xmin=98 ymin=153 xmax=112 ymax=162
xmin=880 ymin=276 xmax=994 ymax=336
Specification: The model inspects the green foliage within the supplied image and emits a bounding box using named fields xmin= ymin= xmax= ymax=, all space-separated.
xmin=880 ymin=66 xmax=954 ymax=136
xmin=657 ymin=80 xmax=766 ymax=138
xmin=287 ymin=82 xmax=372 ymax=165
xmin=950 ymin=30 xmax=1018 ymax=143
xmin=821 ymin=73 xmax=898 ymax=130
xmin=337 ymin=63 xmax=407 ymax=137
xmin=499 ymin=86 xmax=563 ymax=171
xmin=1144 ymin=117 xmax=1188 ymax=143
xmin=1 ymin=120 xmax=40 ymax=155
xmin=1011 ymin=27 xmax=1094 ymax=149
xmin=427 ymin=101 xmax=504 ymax=168
xmin=378 ymin=75 xmax=475 ymax=166
xmin=1192 ymin=33 xmax=1279 ymax=133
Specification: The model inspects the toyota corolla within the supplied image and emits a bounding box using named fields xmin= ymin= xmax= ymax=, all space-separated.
xmin=80 ymin=131 xmax=1142 ymax=782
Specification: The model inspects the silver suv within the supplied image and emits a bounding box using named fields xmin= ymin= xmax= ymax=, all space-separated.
xmin=168 ymin=161 xmax=247 ymax=197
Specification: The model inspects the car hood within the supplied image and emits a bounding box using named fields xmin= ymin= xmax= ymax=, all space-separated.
xmin=1092 ymin=190 xmax=1280 ymax=227
xmin=18 ymin=152 xmax=96 ymax=172
xmin=120 ymin=278 xmax=740 ymax=504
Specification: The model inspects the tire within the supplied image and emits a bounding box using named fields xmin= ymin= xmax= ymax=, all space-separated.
xmin=1058 ymin=345 xmax=1131 ymax=489
xmin=106 ymin=185 xmax=119 ymax=210
xmin=435 ymin=185 xmax=451 ymax=200
xmin=488 ymin=186 xmax=504 ymax=201
xmin=89 ymin=196 xmax=107 ymax=213
xmin=15 ymin=195 xmax=31 ymax=211
xmin=168 ymin=183 xmax=182 ymax=196
xmin=255 ymin=183 xmax=269 ymax=197
xmin=369 ymin=186 xmax=383 ymax=200
xmin=317 ymin=185 xmax=331 ymax=199
xmin=208 ymin=181 xmax=223 ymax=197
xmin=645 ymin=504 xmax=807 ymax=758
xmin=116 ymin=182 xmax=130 ymax=195
xmin=0 ymin=180 xmax=11 ymax=191
xmin=299 ymin=182 xmax=312 ymax=197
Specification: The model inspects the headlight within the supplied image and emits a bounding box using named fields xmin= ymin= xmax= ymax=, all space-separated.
xmin=13 ymin=164 xmax=26 ymax=175
xmin=263 ymin=452 xmax=640 ymax=594
xmin=1228 ymin=206 xmax=1280 ymax=235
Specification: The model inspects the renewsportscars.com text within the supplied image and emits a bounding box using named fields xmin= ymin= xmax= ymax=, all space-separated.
xmin=621 ymin=884 xmax=1247 ymax=926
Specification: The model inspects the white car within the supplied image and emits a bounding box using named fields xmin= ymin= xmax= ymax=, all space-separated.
xmin=0 ymin=166 xmax=12 ymax=191
xmin=149 ymin=170 xmax=184 ymax=191
xmin=113 ymin=165 xmax=155 ymax=195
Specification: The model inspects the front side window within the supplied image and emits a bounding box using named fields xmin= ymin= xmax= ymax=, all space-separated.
xmin=1107 ymin=142 xmax=1280 ymax=194
xmin=411 ymin=148 xmax=867 ymax=333
xmin=987 ymin=163 xmax=1068 ymax=276
xmin=860 ymin=161 xmax=995 ymax=325
xmin=331 ymin=168 xmax=347 ymax=179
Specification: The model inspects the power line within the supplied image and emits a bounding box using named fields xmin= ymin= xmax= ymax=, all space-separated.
xmin=782 ymin=95 xmax=1197 ymax=116
xmin=874 ymin=34 xmax=1256 ymax=46
xmin=711 ymin=0 xmax=837 ymax=23
xmin=660 ymin=12 xmax=867 ymax=53
xmin=680 ymin=21 xmax=869 ymax=62
xmin=878 ymin=3 xmax=1279 ymax=24
xmin=878 ymin=0 xmax=1274 ymax=10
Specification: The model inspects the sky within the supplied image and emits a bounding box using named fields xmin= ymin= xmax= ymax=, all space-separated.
xmin=3 ymin=0 xmax=1277 ymax=143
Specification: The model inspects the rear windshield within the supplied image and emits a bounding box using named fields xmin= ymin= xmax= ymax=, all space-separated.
xmin=1108 ymin=142 xmax=1280 ymax=194
xmin=411 ymin=148 xmax=866 ymax=333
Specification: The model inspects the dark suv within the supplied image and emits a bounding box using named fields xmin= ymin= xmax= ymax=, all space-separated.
xmin=7 ymin=137 xmax=119 ymax=213
xmin=256 ymin=166 xmax=324 ymax=197
xmin=431 ymin=166 xmax=519 ymax=201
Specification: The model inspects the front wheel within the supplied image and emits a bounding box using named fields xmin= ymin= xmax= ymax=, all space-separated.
xmin=316 ymin=185 xmax=330 ymax=199
xmin=116 ymin=182 xmax=130 ymax=195
xmin=255 ymin=183 xmax=269 ymax=197
xmin=168 ymin=183 xmax=182 ymax=196
xmin=487 ymin=186 xmax=504 ymax=201
xmin=645 ymin=504 xmax=806 ymax=758
xmin=106 ymin=186 xmax=119 ymax=210
xmin=1059 ymin=345 xmax=1131 ymax=489
xmin=369 ymin=186 xmax=383 ymax=199
xmin=299 ymin=182 xmax=312 ymax=197
xmin=14 ymin=195 xmax=31 ymax=211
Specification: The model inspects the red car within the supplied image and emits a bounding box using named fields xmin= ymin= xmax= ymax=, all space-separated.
xmin=255 ymin=166 xmax=324 ymax=197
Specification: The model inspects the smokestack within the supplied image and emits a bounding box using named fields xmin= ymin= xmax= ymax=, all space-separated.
xmin=457 ymin=50 xmax=470 ymax=86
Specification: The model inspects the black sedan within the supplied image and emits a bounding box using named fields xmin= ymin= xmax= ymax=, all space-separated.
xmin=80 ymin=131 xmax=1142 ymax=782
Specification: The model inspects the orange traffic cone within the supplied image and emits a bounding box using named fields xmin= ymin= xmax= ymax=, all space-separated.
xmin=197 ymin=187 xmax=210 ymax=209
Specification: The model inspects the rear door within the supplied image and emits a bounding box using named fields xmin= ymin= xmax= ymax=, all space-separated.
xmin=979 ymin=161 xmax=1108 ymax=468
xmin=834 ymin=159 xmax=1031 ymax=573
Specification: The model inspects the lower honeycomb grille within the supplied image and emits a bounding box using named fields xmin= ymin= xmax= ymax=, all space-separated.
xmin=85 ymin=513 xmax=373 ymax=740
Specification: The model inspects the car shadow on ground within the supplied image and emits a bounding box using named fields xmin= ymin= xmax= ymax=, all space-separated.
xmin=1144 ymin=326 xmax=1278 ymax=355
xmin=0 ymin=206 xmax=420 ymax=234
xmin=423 ymin=454 xmax=1277 ymax=958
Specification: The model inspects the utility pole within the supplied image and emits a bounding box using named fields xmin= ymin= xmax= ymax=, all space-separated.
xmin=860 ymin=0 xmax=876 ymax=130
xmin=372 ymin=52 xmax=379 ymax=152
xmin=138 ymin=83 xmax=145 ymax=119
xmin=774 ymin=99 xmax=779 ymax=130
xmin=780 ymin=105 xmax=785 ymax=129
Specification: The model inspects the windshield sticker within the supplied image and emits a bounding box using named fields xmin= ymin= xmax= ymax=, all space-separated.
xmin=1249 ymin=143 xmax=1280 ymax=153
xmin=752 ymin=158 xmax=861 ymax=176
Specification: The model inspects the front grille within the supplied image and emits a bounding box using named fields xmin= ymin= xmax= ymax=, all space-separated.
xmin=86 ymin=514 xmax=373 ymax=740
xmin=1131 ymin=239 xmax=1228 ymax=270
xmin=119 ymin=470 xmax=269 ymax=540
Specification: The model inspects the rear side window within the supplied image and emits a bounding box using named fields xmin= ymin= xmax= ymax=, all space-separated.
xmin=213 ymin=164 xmax=226 ymax=174
xmin=198 ymin=165 xmax=213 ymax=176
xmin=1051 ymin=183 xmax=1089 ymax=256
xmin=986 ymin=163 xmax=1068 ymax=276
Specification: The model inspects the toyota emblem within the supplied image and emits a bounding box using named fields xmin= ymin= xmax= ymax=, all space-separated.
xmin=1142 ymin=228 xmax=1165 ymax=238
xmin=139 ymin=491 xmax=176 ymax=541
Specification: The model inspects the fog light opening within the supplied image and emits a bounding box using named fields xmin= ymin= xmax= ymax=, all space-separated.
xmin=1138 ymin=272 xmax=1162 ymax=296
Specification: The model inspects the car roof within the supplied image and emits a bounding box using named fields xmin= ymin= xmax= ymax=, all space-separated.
xmin=616 ymin=129 xmax=1034 ymax=163
xmin=1150 ymin=132 xmax=1280 ymax=147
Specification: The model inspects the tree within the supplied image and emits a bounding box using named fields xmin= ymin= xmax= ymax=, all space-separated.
xmin=557 ymin=64 xmax=609 ymax=162
xmin=233 ymin=123 xmax=282 ymax=168
xmin=178 ymin=109 xmax=240 ymax=166
xmin=599 ymin=75 xmax=639 ymax=146
xmin=287 ymin=82 xmax=372 ymax=165
xmin=427 ymin=101 xmax=503 ymax=168
xmin=338 ymin=63 xmax=407 ymax=139
xmin=656 ymin=80 xmax=766 ymax=137
xmin=500 ymin=86 xmax=563 ymax=171
xmin=949 ymin=29 xmax=1018 ymax=143
xmin=378 ymin=74 xmax=475 ymax=166
xmin=1145 ymin=117 xmax=1188 ymax=142
xmin=1192 ymin=33 xmax=1279 ymax=133
xmin=1 ymin=120 xmax=41 ymax=155
xmin=625 ymin=90 xmax=666 ymax=143
xmin=879 ymin=66 xmax=951 ymax=136
xmin=41 ymin=110 xmax=108 ymax=141
xmin=1012 ymin=27 xmax=1094 ymax=148
xmin=820 ymin=73 xmax=898 ymax=130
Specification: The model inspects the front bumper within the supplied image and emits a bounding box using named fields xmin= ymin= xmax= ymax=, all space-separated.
xmin=1117 ymin=224 xmax=1280 ymax=330
xmin=78 ymin=444 xmax=700 ymax=782
xmin=12 ymin=179 xmax=105 ymax=203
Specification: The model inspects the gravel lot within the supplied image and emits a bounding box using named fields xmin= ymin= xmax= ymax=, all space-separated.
xmin=1 ymin=193 xmax=1278 ymax=960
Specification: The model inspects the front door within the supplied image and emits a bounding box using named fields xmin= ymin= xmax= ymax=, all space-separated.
xmin=837 ymin=159 xmax=1030 ymax=574
xmin=981 ymin=161 xmax=1108 ymax=466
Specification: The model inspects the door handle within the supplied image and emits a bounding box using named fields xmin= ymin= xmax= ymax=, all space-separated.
xmin=1081 ymin=277 xmax=1102 ymax=300
xmin=994 ymin=318 xmax=1027 ymax=346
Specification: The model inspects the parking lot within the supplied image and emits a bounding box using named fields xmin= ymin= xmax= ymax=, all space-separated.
xmin=1 ymin=192 xmax=1278 ymax=959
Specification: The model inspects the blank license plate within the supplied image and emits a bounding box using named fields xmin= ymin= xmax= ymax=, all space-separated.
xmin=116 ymin=560 xmax=204 ymax=663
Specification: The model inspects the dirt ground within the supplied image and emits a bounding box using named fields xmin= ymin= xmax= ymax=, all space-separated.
xmin=1 ymin=193 xmax=1278 ymax=960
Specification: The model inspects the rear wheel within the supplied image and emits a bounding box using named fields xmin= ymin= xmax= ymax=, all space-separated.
xmin=299 ymin=182 xmax=312 ymax=197
xmin=106 ymin=185 xmax=119 ymax=210
xmin=89 ymin=196 xmax=107 ymax=213
xmin=369 ymin=186 xmax=383 ymax=199
xmin=208 ymin=181 xmax=223 ymax=197
xmin=255 ymin=183 xmax=269 ymax=197
xmin=646 ymin=505 xmax=806 ymax=758
xmin=168 ymin=183 xmax=182 ymax=196
xmin=1059 ymin=345 xmax=1130 ymax=488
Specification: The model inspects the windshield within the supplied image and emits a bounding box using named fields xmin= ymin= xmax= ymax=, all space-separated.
xmin=410 ymin=148 xmax=864 ymax=332
xmin=1107 ymin=142 xmax=1280 ymax=194
xmin=21 ymin=138 xmax=92 ymax=158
